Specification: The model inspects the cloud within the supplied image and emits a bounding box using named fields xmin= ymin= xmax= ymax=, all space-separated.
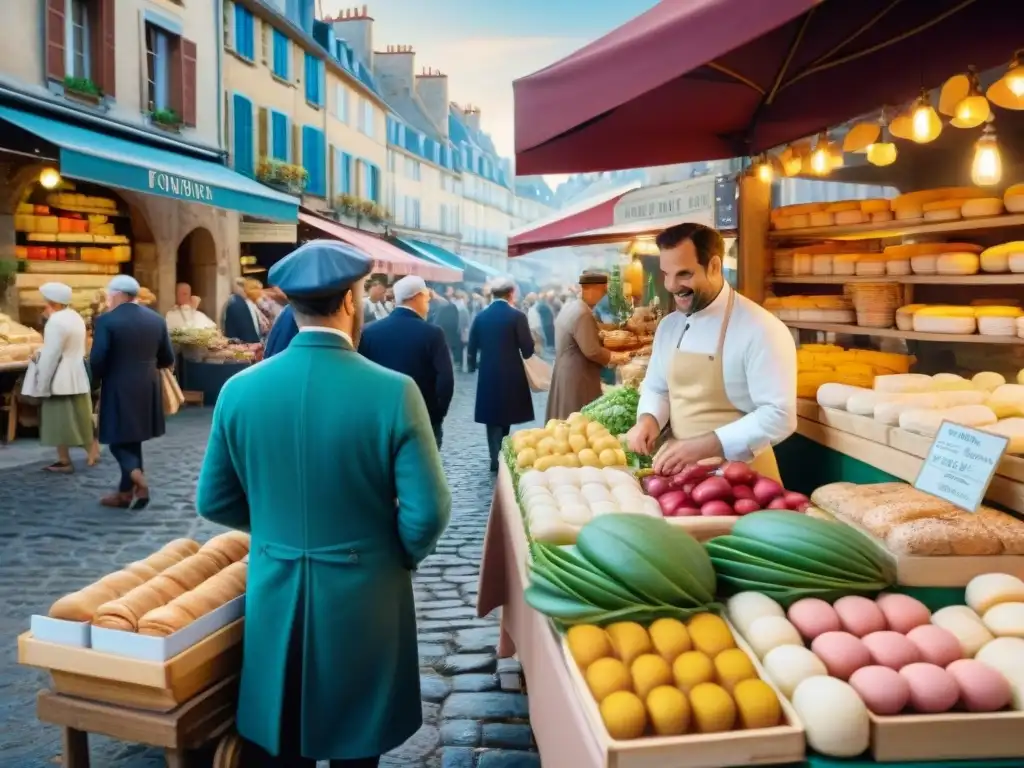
xmin=411 ymin=35 xmax=587 ymax=159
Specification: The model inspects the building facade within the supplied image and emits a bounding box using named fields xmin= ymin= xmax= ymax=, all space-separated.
xmin=0 ymin=0 xmax=277 ymax=315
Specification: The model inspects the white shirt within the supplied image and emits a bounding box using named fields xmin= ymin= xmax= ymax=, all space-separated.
xmin=298 ymin=326 xmax=354 ymax=347
xmin=637 ymin=283 xmax=797 ymax=462
xmin=165 ymin=305 xmax=216 ymax=331
xmin=35 ymin=308 xmax=90 ymax=397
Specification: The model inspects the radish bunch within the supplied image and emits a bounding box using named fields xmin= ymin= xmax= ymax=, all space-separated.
xmin=641 ymin=459 xmax=809 ymax=518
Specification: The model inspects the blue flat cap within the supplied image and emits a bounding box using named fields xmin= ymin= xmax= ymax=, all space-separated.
xmin=108 ymin=275 xmax=140 ymax=296
xmin=269 ymin=239 xmax=373 ymax=299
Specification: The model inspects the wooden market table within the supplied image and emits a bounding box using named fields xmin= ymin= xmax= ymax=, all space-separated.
xmin=476 ymin=464 xmax=1024 ymax=768
xmin=38 ymin=674 xmax=238 ymax=768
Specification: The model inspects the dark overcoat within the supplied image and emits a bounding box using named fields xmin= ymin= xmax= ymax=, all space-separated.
xmin=196 ymin=332 xmax=451 ymax=760
xmin=358 ymin=308 xmax=454 ymax=428
xmin=264 ymin=304 xmax=299 ymax=358
xmin=89 ymin=302 xmax=175 ymax=444
xmin=467 ymin=300 xmax=535 ymax=426
xmin=223 ymin=294 xmax=261 ymax=343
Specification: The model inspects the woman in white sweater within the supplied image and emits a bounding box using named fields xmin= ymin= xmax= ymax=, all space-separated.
xmin=34 ymin=282 xmax=96 ymax=472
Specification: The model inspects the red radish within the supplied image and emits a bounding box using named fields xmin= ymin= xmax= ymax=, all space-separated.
xmin=733 ymin=498 xmax=761 ymax=515
xmin=731 ymin=484 xmax=754 ymax=501
xmin=643 ymin=476 xmax=671 ymax=498
xmin=767 ymin=497 xmax=791 ymax=510
xmin=683 ymin=483 xmax=696 ymax=495
xmin=783 ymin=491 xmax=810 ymax=510
xmin=700 ymin=500 xmax=734 ymax=517
xmin=675 ymin=507 xmax=702 ymax=517
xmin=691 ymin=477 xmax=733 ymax=506
xmin=658 ymin=490 xmax=691 ymax=517
xmin=722 ymin=461 xmax=756 ymax=486
xmin=668 ymin=474 xmax=688 ymax=489
xmin=752 ymin=477 xmax=785 ymax=507
xmin=677 ymin=464 xmax=714 ymax=484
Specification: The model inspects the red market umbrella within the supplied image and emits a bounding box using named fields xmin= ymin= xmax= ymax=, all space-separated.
xmin=514 ymin=0 xmax=1020 ymax=175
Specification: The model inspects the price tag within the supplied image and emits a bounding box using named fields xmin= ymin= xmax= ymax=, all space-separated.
xmin=914 ymin=421 xmax=1009 ymax=513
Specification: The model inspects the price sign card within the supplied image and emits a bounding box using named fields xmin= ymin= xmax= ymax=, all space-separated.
xmin=914 ymin=421 xmax=1009 ymax=512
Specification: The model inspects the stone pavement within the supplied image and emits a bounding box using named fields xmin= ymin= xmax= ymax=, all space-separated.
xmin=0 ymin=372 xmax=548 ymax=768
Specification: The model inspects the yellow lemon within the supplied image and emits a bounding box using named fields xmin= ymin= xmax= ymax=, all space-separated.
xmin=606 ymin=622 xmax=652 ymax=666
xmin=733 ymin=679 xmax=781 ymax=729
xmin=568 ymin=434 xmax=589 ymax=453
xmin=672 ymin=651 xmax=714 ymax=693
xmin=599 ymin=448 xmax=621 ymax=467
xmin=648 ymin=618 xmax=691 ymax=663
xmin=577 ymin=449 xmax=601 ymax=467
xmin=630 ymin=654 xmax=674 ymax=700
xmin=600 ymin=691 xmax=647 ymax=740
xmin=585 ymin=657 xmax=631 ymax=703
xmin=689 ymin=682 xmax=737 ymax=734
xmin=713 ymin=648 xmax=757 ymax=694
xmin=516 ymin=448 xmax=537 ymax=469
xmin=688 ymin=613 xmax=736 ymax=657
xmin=567 ymin=625 xmax=613 ymax=669
xmin=646 ymin=685 xmax=690 ymax=736
xmin=535 ymin=437 xmax=555 ymax=457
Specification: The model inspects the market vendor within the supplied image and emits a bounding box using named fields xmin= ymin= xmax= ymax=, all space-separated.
xmin=625 ymin=223 xmax=797 ymax=481
xmin=165 ymin=282 xmax=216 ymax=331
xmin=546 ymin=271 xmax=630 ymax=421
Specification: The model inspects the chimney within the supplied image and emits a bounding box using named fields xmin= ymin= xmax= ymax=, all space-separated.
xmin=462 ymin=104 xmax=481 ymax=133
xmin=373 ymin=44 xmax=416 ymax=95
xmin=415 ymin=67 xmax=449 ymax=139
xmin=328 ymin=6 xmax=374 ymax=70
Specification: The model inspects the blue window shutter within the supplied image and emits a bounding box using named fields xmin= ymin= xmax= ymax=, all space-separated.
xmin=341 ymin=153 xmax=352 ymax=194
xmin=272 ymin=30 xmax=289 ymax=79
xmin=369 ymin=165 xmax=380 ymax=203
xmin=271 ymin=111 xmax=288 ymax=161
xmin=234 ymin=7 xmax=254 ymax=59
xmin=302 ymin=127 xmax=325 ymax=196
xmin=232 ymin=94 xmax=254 ymax=176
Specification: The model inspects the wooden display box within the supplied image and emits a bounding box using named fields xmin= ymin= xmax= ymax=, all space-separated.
xmin=869 ymin=709 xmax=1024 ymax=762
xmin=18 ymin=619 xmax=243 ymax=712
xmin=559 ymin=622 xmax=806 ymax=768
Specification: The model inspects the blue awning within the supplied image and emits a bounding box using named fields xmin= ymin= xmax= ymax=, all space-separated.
xmin=391 ymin=237 xmax=465 ymax=273
xmin=462 ymin=257 xmax=504 ymax=282
xmin=0 ymin=105 xmax=297 ymax=221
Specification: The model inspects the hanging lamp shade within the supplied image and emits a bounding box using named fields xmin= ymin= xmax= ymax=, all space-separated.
xmin=843 ymin=122 xmax=881 ymax=152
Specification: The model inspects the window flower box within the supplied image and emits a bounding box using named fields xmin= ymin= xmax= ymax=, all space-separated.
xmin=256 ymin=158 xmax=308 ymax=196
xmin=149 ymin=109 xmax=183 ymax=133
xmin=62 ymin=76 xmax=103 ymax=105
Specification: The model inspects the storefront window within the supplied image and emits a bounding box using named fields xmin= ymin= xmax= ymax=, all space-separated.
xmin=66 ymin=0 xmax=91 ymax=80
xmin=145 ymin=23 xmax=172 ymax=112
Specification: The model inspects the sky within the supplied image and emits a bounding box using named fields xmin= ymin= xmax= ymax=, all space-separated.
xmin=322 ymin=0 xmax=659 ymax=186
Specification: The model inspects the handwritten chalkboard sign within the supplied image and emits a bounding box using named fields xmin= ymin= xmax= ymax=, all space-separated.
xmin=914 ymin=422 xmax=1009 ymax=513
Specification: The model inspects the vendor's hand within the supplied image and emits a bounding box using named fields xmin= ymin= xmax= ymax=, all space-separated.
xmin=653 ymin=438 xmax=700 ymax=477
xmin=608 ymin=351 xmax=628 ymax=366
xmin=626 ymin=414 xmax=660 ymax=455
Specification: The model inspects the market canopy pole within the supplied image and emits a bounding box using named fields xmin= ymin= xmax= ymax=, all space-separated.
xmin=513 ymin=0 xmax=1016 ymax=175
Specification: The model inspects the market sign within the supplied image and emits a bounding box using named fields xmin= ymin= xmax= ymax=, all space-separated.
xmin=239 ymin=222 xmax=298 ymax=243
xmin=613 ymin=176 xmax=717 ymax=228
xmin=914 ymin=422 xmax=1008 ymax=513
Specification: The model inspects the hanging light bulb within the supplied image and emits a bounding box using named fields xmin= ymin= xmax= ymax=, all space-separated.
xmin=866 ymin=114 xmax=898 ymax=167
xmin=808 ymin=134 xmax=832 ymax=176
xmin=951 ymin=69 xmax=991 ymax=129
xmin=911 ymin=91 xmax=942 ymax=143
xmin=779 ymin=145 xmax=802 ymax=176
xmin=1004 ymin=51 xmax=1024 ymax=97
xmin=38 ymin=167 xmax=61 ymax=189
xmin=755 ymin=158 xmax=773 ymax=183
xmin=971 ymin=120 xmax=1002 ymax=186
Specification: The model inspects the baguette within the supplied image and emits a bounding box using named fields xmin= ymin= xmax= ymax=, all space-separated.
xmin=160 ymin=553 xmax=223 ymax=591
xmin=93 ymin=579 xmax=184 ymax=631
xmin=142 ymin=538 xmax=200 ymax=572
xmin=137 ymin=563 xmax=246 ymax=637
xmin=49 ymin=582 xmax=119 ymax=622
xmin=124 ymin=561 xmax=160 ymax=580
xmin=197 ymin=531 xmax=250 ymax=569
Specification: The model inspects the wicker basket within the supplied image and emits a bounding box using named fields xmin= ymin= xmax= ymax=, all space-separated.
xmin=850 ymin=282 xmax=902 ymax=328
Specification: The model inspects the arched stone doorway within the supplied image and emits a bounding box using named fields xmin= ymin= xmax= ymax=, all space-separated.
xmin=176 ymin=228 xmax=218 ymax=317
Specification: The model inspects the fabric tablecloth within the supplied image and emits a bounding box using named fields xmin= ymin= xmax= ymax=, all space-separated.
xmin=475 ymin=464 xmax=1018 ymax=768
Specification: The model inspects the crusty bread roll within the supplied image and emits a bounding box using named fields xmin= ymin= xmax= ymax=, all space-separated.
xmin=148 ymin=574 xmax=188 ymax=603
xmin=98 ymin=570 xmax=145 ymax=595
xmin=125 ymin=561 xmax=160 ymax=580
xmin=49 ymin=581 xmax=120 ymax=621
xmin=197 ymin=532 xmax=250 ymax=569
xmin=137 ymin=563 xmax=246 ymax=637
xmin=141 ymin=539 xmax=200 ymax=572
xmin=217 ymin=561 xmax=248 ymax=592
xmin=137 ymin=604 xmax=194 ymax=637
xmin=160 ymin=554 xmax=222 ymax=591
xmin=93 ymin=579 xmax=185 ymax=631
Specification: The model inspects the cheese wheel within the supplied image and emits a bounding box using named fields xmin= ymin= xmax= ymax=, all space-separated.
xmin=980 ymin=242 xmax=1024 ymax=273
xmin=924 ymin=207 xmax=962 ymax=222
xmin=833 ymin=254 xmax=859 ymax=275
xmin=936 ymin=252 xmax=980 ymax=276
xmin=892 ymin=187 xmax=989 ymax=210
xmin=895 ymin=207 xmax=923 ymax=220
xmin=912 ymin=314 xmax=977 ymax=334
xmin=870 ymin=210 xmax=894 ymax=223
xmin=885 ymin=242 xmax=984 ymax=258
xmin=962 ymin=198 xmax=1005 ymax=218
xmin=886 ymin=257 xmax=911 ymax=276
xmin=809 ymin=211 xmax=835 ymax=228
xmin=788 ymin=214 xmax=810 ymax=229
xmin=812 ymin=254 xmax=833 ymax=275
xmin=835 ymin=209 xmax=866 ymax=225
xmin=860 ymin=199 xmax=891 ymax=214
xmin=826 ymin=201 xmax=862 ymax=213
xmin=1004 ymin=184 xmax=1024 ymax=213
xmin=775 ymin=202 xmax=828 ymax=217
xmin=910 ymin=254 xmax=937 ymax=274
xmin=855 ymin=255 xmax=887 ymax=276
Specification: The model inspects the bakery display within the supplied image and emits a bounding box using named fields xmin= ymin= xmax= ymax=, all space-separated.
xmin=138 ymin=562 xmax=248 ymax=637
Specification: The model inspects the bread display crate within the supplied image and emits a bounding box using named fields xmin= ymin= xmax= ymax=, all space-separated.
xmin=29 ymin=615 xmax=91 ymax=648
xmin=559 ymin=621 xmax=806 ymax=768
xmin=18 ymin=619 xmax=244 ymax=712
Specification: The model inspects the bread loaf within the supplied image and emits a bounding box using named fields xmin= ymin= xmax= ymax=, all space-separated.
xmin=48 ymin=581 xmax=120 ymax=621
xmin=197 ymin=531 xmax=250 ymax=569
xmin=137 ymin=604 xmax=194 ymax=637
xmin=160 ymin=553 xmax=223 ymax=591
xmin=137 ymin=562 xmax=247 ymax=636
xmin=124 ymin=561 xmax=160 ymax=580
xmin=142 ymin=539 xmax=200 ymax=572
xmin=98 ymin=569 xmax=145 ymax=594
xmin=94 ymin=579 xmax=185 ymax=631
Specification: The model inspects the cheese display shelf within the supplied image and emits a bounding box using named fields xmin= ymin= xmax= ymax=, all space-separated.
xmin=773 ymin=275 xmax=1024 ymax=285
xmin=784 ymin=322 xmax=1024 ymax=345
xmin=766 ymin=213 xmax=1024 ymax=242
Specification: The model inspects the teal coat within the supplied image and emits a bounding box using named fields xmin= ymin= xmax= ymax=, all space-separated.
xmin=196 ymin=331 xmax=451 ymax=760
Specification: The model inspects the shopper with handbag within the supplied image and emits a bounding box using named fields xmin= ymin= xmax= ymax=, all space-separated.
xmin=30 ymin=282 xmax=97 ymax=472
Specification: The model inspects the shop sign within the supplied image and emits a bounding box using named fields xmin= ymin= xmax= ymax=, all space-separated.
xmin=239 ymin=222 xmax=298 ymax=243
xmin=147 ymin=170 xmax=215 ymax=203
xmin=613 ymin=176 xmax=717 ymax=227
xmin=915 ymin=422 xmax=1008 ymax=512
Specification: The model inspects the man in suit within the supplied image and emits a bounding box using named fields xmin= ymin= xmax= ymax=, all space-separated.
xmin=263 ymin=302 xmax=298 ymax=358
xmin=196 ymin=240 xmax=450 ymax=768
xmin=359 ymin=276 xmax=454 ymax=448
xmin=222 ymin=277 xmax=262 ymax=342
xmin=467 ymin=277 xmax=536 ymax=472
xmin=89 ymin=275 xmax=175 ymax=509
xmin=362 ymin=275 xmax=390 ymax=324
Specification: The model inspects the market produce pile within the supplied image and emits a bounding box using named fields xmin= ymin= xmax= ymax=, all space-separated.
xmin=567 ymin=614 xmax=783 ymax=739
xmin=172 ymin=327 xmax=261 ymax=363
xmin=581 ymin=385 xmax=640 ymax=436
xmin=510 ymin=413 xmax=628 ymax=471
xmin=641 ymin=459 xmax=808 ymax=518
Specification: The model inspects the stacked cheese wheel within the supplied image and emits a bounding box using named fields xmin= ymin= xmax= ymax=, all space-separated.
xmin=567 ymin=614 xmax=783 ymax=740
xmin=771 ymin=199 xmax=892 ymax=230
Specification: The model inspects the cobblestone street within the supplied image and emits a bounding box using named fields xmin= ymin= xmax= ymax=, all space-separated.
xmin=0 ymin=372 xmax=548 ymax=768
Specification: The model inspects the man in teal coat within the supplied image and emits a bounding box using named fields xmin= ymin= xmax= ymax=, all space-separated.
xmin=196 ymin=239 xmax=451 ymax=767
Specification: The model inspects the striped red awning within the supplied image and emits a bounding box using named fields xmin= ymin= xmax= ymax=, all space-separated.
xmin=298 ymin=211 xmax=461 ymax=282
xmin=507 ymin=184 xmax=638 ymax=257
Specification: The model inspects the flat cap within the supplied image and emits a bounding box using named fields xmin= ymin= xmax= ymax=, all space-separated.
xmin=107 ymin=275 xmax=140 ymax=296
xmin=40 ymin=281 xmax=72 ymax=305
xmin=579 ymin=270 xmax=609 ymax=285
xmin=490 ymin=276 xmax=515 ymax=292
xmin=393 ymin=275 xmax=429 ymax=304
xmin=268 ymin=239 xmax=373 ymax=299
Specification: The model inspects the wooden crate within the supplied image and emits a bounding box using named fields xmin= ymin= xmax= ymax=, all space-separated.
xmin=560 ymin=620 xmax=805 ymax=768
xmin=797 ymin=399 xmax=892 ymax=445
xmin=18 ymin=620 xmax=243 ymax=712
xmin=869 ymin=709 xmax=1024 ymax=761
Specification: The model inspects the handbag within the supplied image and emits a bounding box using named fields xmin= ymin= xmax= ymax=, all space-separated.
xmin=161 ymin=368 xmax=185 ymax=416
xmin=522 ymin=355 xmax=552 ymax=393
xmin=19 ymin=359 xmax=44 ymax=401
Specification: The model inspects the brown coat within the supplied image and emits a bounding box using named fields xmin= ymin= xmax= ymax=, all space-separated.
xmin=546 ymin=299 xmax=611 ymax=421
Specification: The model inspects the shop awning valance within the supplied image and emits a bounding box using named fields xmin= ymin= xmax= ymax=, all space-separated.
xmin=462 ymin=258 xmax=505 ymax=283
xmin=507 ymin=183 xmax=638 ymax=257
xmin=391 ymin=237 xmax=466 ymax=278
xmin=0 ymin=105 xmax=298 ymax=221
xmin=297 ymin=212 xmax=462 ymax=282
xmin=513 ymin=0 xmax=1020 ymax=174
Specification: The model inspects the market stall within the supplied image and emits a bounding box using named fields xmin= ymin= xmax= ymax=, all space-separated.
xmin=16 ymin=532 xmax=250 ymax=765
xmin=171 ymin=328 xmax=260 ymax=407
